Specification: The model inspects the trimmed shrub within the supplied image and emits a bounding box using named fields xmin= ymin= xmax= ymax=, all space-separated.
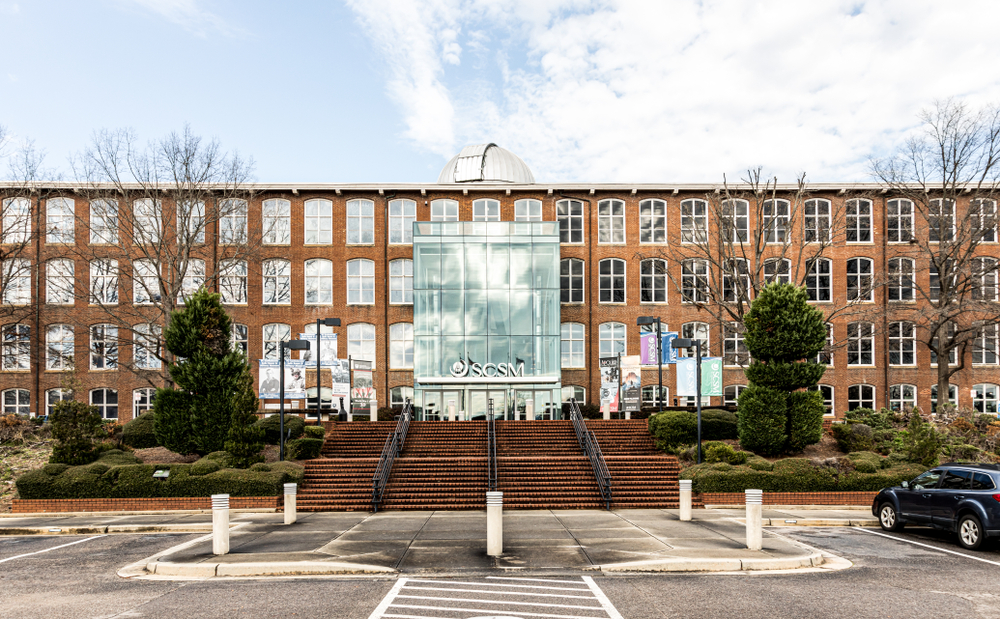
xmin=191 ymin=459 xmax=222 ymax=476
xmin=203 ymin=450 xmax=235 ymax=469
xmin=95 ymin=449 xmax=141 ymax=466
xmin=286 ymin=437 xmax=324 ymax=460
xmin=704 ymin=442 xmax=748 ymax=465
xmin=303 ymin=425 xmax=326 ymax=439
xmin=249 ymin=463 xmax=271 ymax=472
xmin=786 ymin=390 xmax=825 ymax=452
xmin=736 ymin=384 xmax=787 ymax=456
xmin=50 ymin=399 xmax=106 ymax=465
xmin=42 ymin=463 xmax=70 ymax=476
xmin=648 ymin=411 xmax=697 ymax=449
xmin=902 ymin=414 xmax=945 ymax=467
xmin=701 ymin=409 xmax=738 ymax=441
xmin=832 ymin=422 xmax=875 ymax=453
xmin=122 ymin=411 xmax=159 ymax=449
xmin=747 ymin=456 xmax=774 ymax=471
xmin=847 ymin=451 xmax=886 ymax=473
xmin=255 ymin=414 xmax=305 ymax=445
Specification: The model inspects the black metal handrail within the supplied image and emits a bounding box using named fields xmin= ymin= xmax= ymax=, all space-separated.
xmin=371 ymin=400 xmax=411 ymax=512
xmin=487 ymin=398 xmax=497 ymax=492
xmin=569 ymin=398 xmax=612 ymax=510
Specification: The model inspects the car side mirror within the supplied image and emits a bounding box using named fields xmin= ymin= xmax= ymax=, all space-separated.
xmin=901 ymin=481 xmax=909 ymax=489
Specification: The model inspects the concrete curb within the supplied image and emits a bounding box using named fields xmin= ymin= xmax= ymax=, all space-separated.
xmin=0 ymin=509 xmax=278 ymax=518
xmin=145 ymin=560 xmax=396 ymax=577
xmin=1 ymin=523 xmax=221 ymax=536
xmin=597 ymin=551 xmax=825 ymax=573
xmin=763 ymin=518 xmax=879 ymax=527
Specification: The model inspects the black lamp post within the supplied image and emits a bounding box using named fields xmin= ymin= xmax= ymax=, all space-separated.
xmin=280 ymin=338 xmax=310 ymax=461
xmin=637 ymin=316 xmax=664 ymax=413
xmin=672 ymin=337 xmax=703 ymax=464
xmin=313 ymin=318 xmax=341 ymax=416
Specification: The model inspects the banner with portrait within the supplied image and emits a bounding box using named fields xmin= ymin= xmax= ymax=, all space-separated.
xmin=599 ymin=356 xmax=620 ymax=412
xmin=258 ymin=358 xmax=351 ymax=400
xmin=620 ymin=355 xmax=641 ymax=412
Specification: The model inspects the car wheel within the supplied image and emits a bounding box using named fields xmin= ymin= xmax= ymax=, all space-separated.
xmin=958 ymin=514 xmax=985 ymax=550
xmin=879 ymin=503 xmax=904 ymax=532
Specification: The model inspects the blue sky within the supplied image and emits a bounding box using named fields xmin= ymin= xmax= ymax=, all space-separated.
xmin=3 ymin=0 xmax=1000 ymax=184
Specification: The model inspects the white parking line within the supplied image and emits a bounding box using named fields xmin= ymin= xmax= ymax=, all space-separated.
xmin=857 ymin=528 xmax=1000 ymax=567
xmin=0 ymin=535 xmax=107 ymax=565
xmin=369 ymin=575 xmax=621 ymax=619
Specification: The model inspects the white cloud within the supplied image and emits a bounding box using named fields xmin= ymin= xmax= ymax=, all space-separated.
xmin=348 ymin=0 xmax=1000 ymax=182
xmin=0 ymin=2 xmax=20 ymax=15
xmin=118 ymin=0 xmax=244 ymax=38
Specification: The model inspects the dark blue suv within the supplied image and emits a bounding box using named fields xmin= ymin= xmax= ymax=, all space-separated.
xmin=873 ymin=463 xmax=1000 ymax=550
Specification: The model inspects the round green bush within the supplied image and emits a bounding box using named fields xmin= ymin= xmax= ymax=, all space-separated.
xmin=747 ymin=457 xmax=774 ymax=471
xmin=249 ymin=463 xmax=271 ymax=472
xmin=648 ymin=411 xmax=697 ymax=449
xmin=255 ymin=414 xmax=305 ymax=445
xmin=42 ymin=463 xmax=70 ymax=476
xmin=191 ymin=459 xmax=222 ymax=476
xmin=121 ymin=411 xmax=159 ymax=449
xmin=203 ymin=451 xmax=235 ymax=468
xmin=736 ymin=384 xmax=787 ymax=456
xmin=96 ymin=449 xmax=142 ymax=466
xmin=286 ymin=437 xmax=324 ymax=460
xmin=86 ymin=463 xmax=110 ymax=476
xmin=832 ymin=423 xmax=875 ymax=453
xmin=701 ymin=409 xmax=738 ymax=441
xmin=303 ymin=425 xmax=326 ymax=439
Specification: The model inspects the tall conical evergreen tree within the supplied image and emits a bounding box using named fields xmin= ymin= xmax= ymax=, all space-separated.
xmin=737 ymin=282 xmax=829 ymax=455
xmin=154 ymin=287 xmax=263 ymax=461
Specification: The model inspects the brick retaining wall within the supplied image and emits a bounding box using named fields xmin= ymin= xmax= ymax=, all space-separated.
xmin=11 ymin=496 xmax=282 ymax=514
xmin=698 ymin=491 xmax=878 ymax=506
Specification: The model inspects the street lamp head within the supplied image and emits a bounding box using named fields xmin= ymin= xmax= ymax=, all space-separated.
xmin=321 ymin=318 xmax=341 ymax=327
xmin=672 ymin=338 xmax=694 ymax=348
xmin=636 ymin=316 xmax=659 ymax=326
xmin=283 ymin=339 xmax=310 ymax=351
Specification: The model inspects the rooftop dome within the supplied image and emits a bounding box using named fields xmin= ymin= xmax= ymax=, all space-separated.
xmin=437 ymin=143 xmax=535 ymax=184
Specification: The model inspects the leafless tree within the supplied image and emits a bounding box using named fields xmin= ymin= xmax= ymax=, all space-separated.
xmin=67 ymin=125 xmax=260 ymax=386
xmin=872 ymin=99 xmax=1000 ymax=407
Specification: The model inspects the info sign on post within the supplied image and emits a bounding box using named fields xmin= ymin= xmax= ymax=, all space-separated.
xmin=599 ymin=357 xmax=620 ymax=413
xmin=620 ymin=355 xmax=642 ymax=412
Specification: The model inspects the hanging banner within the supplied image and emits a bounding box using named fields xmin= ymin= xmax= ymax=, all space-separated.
xmin=351 ymin=359 xmax=375 ymax=416
xmin=298 ymin=333 xmax=338 ymax=364
xmin=258 ymin=358 xmax=351 ymax=400
xmin=599 ymin=356 xmax=620 ymax=412
xmin=640 ymin=332 xmax=659 ymax=366
xmin=675 ymin=357 xmax=724 ymax=397
xmin=620 ymin=355 xmax=642 ymax=412
xmin=661 ymin=332 xmax=679 ymax=364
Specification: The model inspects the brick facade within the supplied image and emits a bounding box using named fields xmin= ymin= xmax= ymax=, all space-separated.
xmin=698 ymin=491 xmax=878 ymax=506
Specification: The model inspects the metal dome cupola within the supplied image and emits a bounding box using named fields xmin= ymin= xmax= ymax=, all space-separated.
xmin=437 ymin=143 xmax=535 ymax=184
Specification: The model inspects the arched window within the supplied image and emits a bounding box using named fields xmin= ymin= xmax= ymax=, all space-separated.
xmin=806 ymin=258 xmax=832 ymax=302
xmin=133 ymin=198 xmax=162 ymax=244
xmin=764 ymin=258 xmax=791 ymax=285
xmin=389 ymin=259 xmax=413 ymax=304
xmin=90 ymin=388 xmax=118 ymax=419
xmin=305 ymin=258 xmax=333 ymax=304
xmin=347 ymin=199 xmax=375 ymax=244
xmin=640 ymin=259 xmax=667 ymax=303
xmin=90 ymin=259 xmax=119 ymax=305
xmin=556 ymin=199 xmax=583 ymax=243
xmin=347 ymin=258 xmax=375 ymax=305
xmin=888 ymin=258 xmax=914 ymax=302
xmin=931 ymin=321 xmax=958 ymax=366
xmin=391 ymin=386 xmax=414 ymax=408
xmin=931 ymin=384 xmax=958 ymax=412
xmin=561 ymin=322 xmax=585 ymax=368
xmin=804 ymin=199 xmax=831 ymax=242
xmin=263 ymin=323 xmax=291 ymax=359
xmin=46 ymin=197 xmax=74 ymax=243
xmin=889 ymin=384 xmax=917 ymax=411
xmin=388 ymin=199 xmax=417 ymax=244
xmin=262 ymin=198 xmax=291 ymax=245
xmin=724 ymin=385 xmax=746 ymax=407
xmin=642 ymin=385 xmax=669 ymax=405
xmin=887 ymin=199 xmax=914 ymax=242
xmin=681 ymin=259 xmax=709 ymax=303
xmin=2 ymin=388 xmax=29 ymax=415
xmin=89 ymin=324 xmax=118 ymax=370
xmin=2 ymin=324 xmax=30 ymax=370
xmin=134 ymin=388 xmax=156 ymax=417
xmin=430 ymin=199 xmax=458 ymax=222
xmin=723 ymin=322 xmax=748 ymax=366
xmin=640 ymin=199 xmax=667 ymax=243
xmin=263 ymin=259 xmax=291 ymax=304
xmin=133 ymin=259 xmax=160 ymax=304
xmin=90 ymin=199 xmax=118 ymax=244
xmin=971 ymin=199 xmax=997 ymax=243
xmin=178 ymin=258 xmax=204 ymax=303
xmin=133 ymin=323 xmax=161 ymax=370
xmin=231 ymin=323 xmax=248 ymax=355
xmin=888 ymin=321 xmax=916 ymax=366
xmin=599 ymin=258 xmax=626 ymax=303
xmin=973 ymin=383 xmax=999 ymax=413
xmin=682 ymin=322 xmax=710 ymax=353
xmin=515 ymin=199 xmax=542 ymax=222
xmin=762 ymin=199 xmax=789 ymax=243
xmin=929 ymin=198 xmax=956 ymax=242
xmin=46 ymin=259 xmax=74 ymax=305
xmin=721 ymin=199 xmax=748 ymax=242
xmin=46 ymin=324 xmax=74 ymax=370
xmin=973 ymin=324 xmax=999 ymax=365
xmin=846 ymin=199 xmax=872 ymax=242
xmin=390 ymin=323 xmax=413 ymax=369
xmin=722 ymin=258 xmax=749 ymax=302
xmin=304 ymin=198 xmax=333 ymax=244
xmin=680 ymin=199 xmax=707 ymax=243
xmin=597 ymin=199 xmax=625 ymax=244
xmin=219 ymin=259 xmax=247 ymax=304
xmin=46 ymin=388 xmax=71 ymax=416
xmin=809 ymin=384 xmax=835 ymax=415
xmin=177 ymin=200 xmax=205 ymax=244
xmin=972 ymin=257 xmax=998 ymax=301
xmin=473 ymin=199 xmax=500 ymax=221
xmin=846 ymin=257 xmax=873 ymax=302
xmin=560 ymin=259 xmax=584 ymax=304
xmin=348 ymin=323 xmax=376 ymax=367
xmin=847 ymin=322 xmax=874 ymax=366
xmin=219 ymin=199 xmax=248 ymax=244
xmin=562 ymin=385 xmax=586 ymax=404
xmin=2 ymin=197 xmax=31 ymax=243
xmin=848 ymin=384 xmax=875 ymax=410
xmin=599 ymin=322 xmax=626 ymax=357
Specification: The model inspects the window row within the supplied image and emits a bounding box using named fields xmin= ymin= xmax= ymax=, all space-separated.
xmin=560 ymin=321 xmax=747 ymax=367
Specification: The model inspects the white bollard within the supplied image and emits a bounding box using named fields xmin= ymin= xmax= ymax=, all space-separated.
xmin=745 ymin=489 xmax=763 ymax=551
xmin=625 ymin=409 xmax=631 ymax=420
xmin=487 ymin=491 xmax=503 ymax=556
xmin=525 ymin=399 xmax=534 ymax=421
xmin=602 ymin=403 xmax=611 ymax=420
xmin=679 ymin=479 xmax=692 ymax=521
xmin=448 ymin=400 xmax=457 ymax=422
xmin=369 ymin=407 xmax=376 ymax=421
xmin=212 ymin=494 xmax=230 ymax=555
xmin=284 ymin=483 xmax=297 ymax=525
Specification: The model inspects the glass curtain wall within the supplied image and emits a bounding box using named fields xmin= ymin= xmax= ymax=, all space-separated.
xmin=413 ymin=221 xmax=561 ymax=420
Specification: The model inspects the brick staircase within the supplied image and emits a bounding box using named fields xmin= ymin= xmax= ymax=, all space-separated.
xmin=299 ymin=419 xmax=682 ymax=511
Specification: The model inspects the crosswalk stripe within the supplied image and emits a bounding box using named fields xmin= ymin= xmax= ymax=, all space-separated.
xmin=395 ymin=594 xmax=604 ymax=610
xmin=404 ymin=578 xmax=591 ymax=591
xmin=403 ymin=585 xmax=596 ymax=599
xmin=487 ymin=576 xmax=591 ymax=584
xmin=389 ymin=604 xmax=609 ymax=619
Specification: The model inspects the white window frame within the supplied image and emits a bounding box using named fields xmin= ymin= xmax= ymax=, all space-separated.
xmin=972 ymin=257 xmax=998 ymax=302
xmin=764 ymin=258 xmax=791 ymax=285
xmin=304 ymin=258 xmax=333 ymax=305
xmin=847 ymin=257 xmax=874 ymax=302
xmin=806 ymin=258 xmax=832 ymax=302
xmin=971 ymin=199 xmax=997 ymax=243
xmin=561 ymin=258 xmax=585 ymax=304
xmin=599 ymin=258 xmax=626 ymax=304
xmin=177 ymin=200 xmax=205 ymax=244
xmin=723 ymin=322 xmax=748 ymax=367
xmin=90 ymin=324 xmax=118 ymax=370
xmin=133 ymin=199 xmax=162 ymax=245
xmin=599 ymin=322 xmax=626 ymax=357
xmin=515 ymin=199 xmax=542 ymax=222
xmin=814 ymin=323 xmax=834 ymax=365
xmin=3 ymin=388 xmax=30 ymax=415
xmin=1 ymin=324 xmax=29 ymax=371
xmin=347 ymin=258 xmax=375 ymax=305
xmin=931 ymin=384 xmax=958 ymax=412
xmin=680 ymin=199 xmax=708 ymax=243
xmin=973 ymin=324 xmax=999 ymax=365
xmin=561 ymin=322 xmax=585 ymax=368
xmin=722 ymin=199 xmax=749 ymax=243
xmin=682 ymin=322 xmax=710 ymax=355
xmin=640 ymin=259 xmax=667 ymax=303
xmin=219 ymin=259 xmax=248 ymax=305
xmin=263 ymin=259 xmax=291 ymax=305
xmin=682 ymin=259 xmax=709 ymax=304
xmin=724 ymin=384 xmax=746 ymax=407
xmin=133 ymin=323 xmax=162 ymax=370
xmin=973 ymin=383 xmax=999 ymax=414
xmin=846 ymin=199 xmax=873 ymax=243
xmin=46 ymin=324 xmax=73 ymax=371
xmin=133 ymin=259 xmax=160 ymax=305
xmin=804 ymin=199 xmax=831 ymax=243
xmin=231 ymin=323 xmax=248 ymax=355
xmin=810 ymin=384 xmax=835 ymax=415
xmin=889 ymin=384 xmax=917 ymax=412
xmin=931 ymin=322 xmax=958 ymax=366
xmin=347 ymin=199 xmax=375 ymax=244
xmin=2 ymin=197 xmax=31 ymax=244
xmin=347 ymin=322 xmax=376 ymax=368
xmin=929 ymin=198 xmax=956 ymax=243
xmin=640 ymin=199 xmax=667 ymax=243
xmin=562 ymin=385 xmax=587 ymax=404
xmin=473 ymin=199 xmax=500 ymax=221
xmin=304 ymin=199 xmax=333 ymax=245
xmin=389 ymin=199 xmax=417 ymax=244
xmin=89 ymin=259 xmax=119 ymax=305
xmin=46 ymin=197 xmax=74 ymax=244
xmin=389 ymin=322 xmax=413 ymax=369
xmin=887 ymin=199 xmax=914 ymax=243
xmin=90 ymin=388 xmax=118 ymax=420
xmin=2 ymin=258 xmax=30 ymax=305
xmin=847 ymin=321 xmax=875 ymax=366
xmin=46 ymin=388 xmax=72 ymax=416
xmin=90 ymin=199 xmax=118 ymax=245
xmin=430 ymin=199 xmax=459 ymax=222
xmin=389 ymin=259 xmax=413 ymax=305
xmin=219 ymin=199 xmax=248 ymax=244
xmin=134 ymin=387 xmax=156 ymax=417
xmin=888 ymin=321 xmax=916 ymax=366
xmin=597 ymin=199 xmax=625 ymax=244
xmin=642 ymin=385 xmax=669 ymax=405
xmin=391 ymin=386 xmax=414 ymax=408
xmin=722 ymin=258 xmax=749 ymax=303
xmin=762 ymin=199 xmax=789 ymax=243
xmin=262 ymin=198 xmax=291 ymax=245
xmin=557 ymin=199 xmax=584 ymax=244
xmin=263 ymin=323 xmax=291 ymax=360
xmin=178 ymin=258 xmax=204 ymax=303
xmin=848 ymin=384 xmax=875 ymax=410
xmin=46 ymin=259 xmax=74 ymax=305
xmin=888 ymin=257 xmax=915 ymax=302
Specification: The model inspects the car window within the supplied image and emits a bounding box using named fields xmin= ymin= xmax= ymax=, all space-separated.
xmin=972 ymin=472 xmax=996 ymax=490
xmin=911 ymin=470 xmax=942 ymax=490
xmin=939 ymin=470 xmax=971 ymax=490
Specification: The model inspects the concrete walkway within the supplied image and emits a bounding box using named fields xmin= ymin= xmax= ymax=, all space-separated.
xmin=2 ymin=508 xmax=873 ymax=577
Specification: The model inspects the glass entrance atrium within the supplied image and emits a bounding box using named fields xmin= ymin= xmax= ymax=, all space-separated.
xmin=413 ymin=221 xmax=561 ymax=420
